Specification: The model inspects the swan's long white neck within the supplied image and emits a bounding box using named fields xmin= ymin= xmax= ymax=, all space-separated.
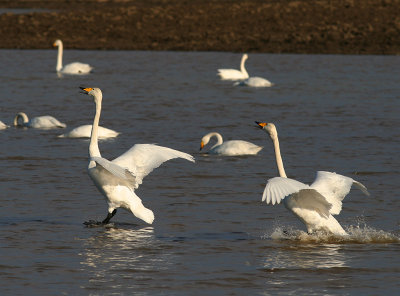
xmin=240 ymin=55 xmax=248 ymax=77
xmin=56 ymin=42 xmax=63 ymax=72
xmin=271 ymin=134 xmax=287 ymax=178
xmin=208 ymin=132 xmax=224 ymax=147
xmin=13 ymin=112 xmax=29 ymax=126
xmin=89 ymin=95 xmax=102 ymax=158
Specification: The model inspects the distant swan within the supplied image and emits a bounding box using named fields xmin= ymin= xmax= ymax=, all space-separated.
xmin=58 ymin=124 xmax=119 ymax=139
xmin=53 ymin=39 xmax=93 ymax=75
xmin=200 ymin=132 xmax=263 ymax=156
xmin=217 ymin=54 xmax=249 ymax=80
xmin=235 ymin=76 xmax=273 ymax=88
xmin=81 ymin=87 xmax=195 ymax=225
xmin=256 ymin=121 xmax=369 ymax=235
xmin=0 ymin=121 xmax=9 ymax=129
xmin=14 ymin=112 xmax=66 ymax=129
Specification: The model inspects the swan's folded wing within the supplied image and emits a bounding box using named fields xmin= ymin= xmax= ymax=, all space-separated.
xmin=112 ymin=144 xmax=195 ymax=189
xmin=310 ymin=171 xmax=370 ymax=215
xmin=91 ymin=156 xmax=136 ymax=186
xmin=262 ymin=177 xmax=309 ymax=205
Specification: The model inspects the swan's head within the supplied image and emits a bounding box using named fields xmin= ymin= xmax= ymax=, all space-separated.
xmin=199 ymin=135 xmax=210 ymax=151
xmin=13 ymin=112 xmax=29 ymax=126
xmin=80 ymin=87 xmax=103 ymax=103
xmin=243 ymin=53 xmax=248 ymax=60
xmin=53 ymin=39 xmax=62 ymax=47
xmin=255 ymin=121 xmax=278 ymax=140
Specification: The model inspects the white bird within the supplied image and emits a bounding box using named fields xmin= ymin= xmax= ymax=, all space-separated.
xmin=217 ymin=54 xmax=249 ymax=80
xmin=53 ymin=39 xmax=93 ymax=75
xmin=200 ymin=132 xmax=263 ymax=156
xmin=80 ymin=87 xmax=195 ymax=225
xmin=255 ymin=121 xmax=369 ymax=235
xmin=58 ymin=124 xmax=119 ymax=139
xmin=0 ymin=121 xmax=9 ymax=129
xmin=13 ymin=112 xmax=66 ymax=129
xmin=235 ymin=76 xmax=274 ymax=87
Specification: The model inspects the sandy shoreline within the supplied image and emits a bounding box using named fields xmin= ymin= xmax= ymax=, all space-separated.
xmin=0 ymin=0 xmax=399 ymax=54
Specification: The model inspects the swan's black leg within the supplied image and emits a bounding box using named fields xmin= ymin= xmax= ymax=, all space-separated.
xmin=102 ymin=209 xmax=117 ymax=224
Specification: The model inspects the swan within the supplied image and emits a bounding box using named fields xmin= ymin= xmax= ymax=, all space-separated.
xmin=80 ymin=87 xmax=195 ymax=225
xmin=0 ymin=121 xmax=9 ymax=129
xmin=217 ymin=54 xmax=249 ymax=80
xmin=53 ymin=39 xmax=93 ymax=75
xmin=14 ymin=112 xmax=66 ymax=129
xmin=200 ymin=132 xmax=263 ymax=156
xmin=255 ymin=121 xmax=369 ymax=235
xmin=58 ymin=124 xmax=119 ymax=139
xmin=235 ymin=76 xmax=274 ymax=87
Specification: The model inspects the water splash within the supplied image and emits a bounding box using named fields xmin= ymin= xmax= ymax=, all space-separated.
xmin=266 ymin=224 xmax=400 ymax=244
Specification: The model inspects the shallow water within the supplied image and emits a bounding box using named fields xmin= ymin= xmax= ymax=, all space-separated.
xmin=0 ymin=50 xmax=399 ymax=295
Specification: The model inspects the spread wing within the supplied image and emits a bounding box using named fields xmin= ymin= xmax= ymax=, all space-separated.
xmin=262 ymin=177 xmax=309 ymax=205
xmin=310 ymin=171 xmax=370 ymax=215
xmin=91 ymin=156 xmax=136 ymax=185
xmin=112 ymin=144 xmax=195 ymax=189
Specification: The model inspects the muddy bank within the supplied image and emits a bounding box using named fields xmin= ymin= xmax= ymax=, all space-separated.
xmin=0 ymin=0 xmax=399 ymax=54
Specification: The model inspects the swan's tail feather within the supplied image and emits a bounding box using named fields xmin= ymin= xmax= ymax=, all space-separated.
xmin=353 ymin=181 xmax=370 ymax=196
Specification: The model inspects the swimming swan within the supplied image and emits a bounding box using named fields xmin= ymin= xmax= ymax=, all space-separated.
xmin=217 ymin=54 xmax=249 ymax=80
xmin=81 ymin=87 xmax=195 ymax=225
xmin=0 ymin=121 xmax=9 ymax=129
xmin=53 ymin=39 xmax=93 ymax=75
xmin=14 ymin=112 xmax=66 ymax=129
xmin=58 ymin=124 xmax=119 ymax=139
xmin=200 ymin=132 xmax=263 ymax=156
xmin=256 ymin=122 xmax=369 ymax=235
xmin=235 ymin=76 xmax=274 ymax=88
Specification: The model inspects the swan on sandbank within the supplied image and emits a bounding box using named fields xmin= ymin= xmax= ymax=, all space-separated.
xmin=0 ymin=121 xmax=9 ymax=129
xmin=234 ymin=76 xmax=274 ymax=88
xmin=217 ymin=54 xmax=249 ymax=80
xmin=53 ymin=39 xmax=93 ymax=75
xmin=14 ymin=112 xmax=66 ymax=129
xmin=255 ymin=121 xmax=369 ymax=235
xmin=58 ymin=124 xmax=119 ymax=139
xmin=200 ymin=132 xmax=263 ymax=156
xmin=81 ymin=87 xmax=195 ymax=225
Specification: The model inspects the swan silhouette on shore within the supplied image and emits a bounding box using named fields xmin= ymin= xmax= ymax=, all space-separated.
xmin=53 ymin=39 xmax=93 ymax=75
xmin=217 ymin=54 xmax=249 ymax=80
xmin=200 ymin=132 xmax=262 ymax=156
xmin=58 ymin=124 xmax=119 ymax=139
xmin=81 ymin=87 xmax=195 ymax=225
xmin=14 ymin=112 xmax=66 ymax=129
xmin=255 ymin=121 xmax=369 ymax=235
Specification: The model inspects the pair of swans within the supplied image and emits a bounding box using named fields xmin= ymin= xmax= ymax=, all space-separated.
xmin=256 ymin=122 xmax=369 ymax=235
xmin=217 ymin=54 xmax=273 ymax=87
xmin=200 ymin=132 xmax=262 ymax=156
xmin=53 ymin=39 xmax=93 ymax=75
xmin=81 ymin=87 xmax=195 ymax=225
xmin=14 ymin=112 xmax=66 ymax=129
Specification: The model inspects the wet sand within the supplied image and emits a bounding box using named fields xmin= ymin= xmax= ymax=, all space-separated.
xmin=0 ymin=0 xmax=399 ymax=54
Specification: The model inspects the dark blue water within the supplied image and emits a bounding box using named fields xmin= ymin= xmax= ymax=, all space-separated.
xmin=0 ymin=50 xmax=399 ymax=295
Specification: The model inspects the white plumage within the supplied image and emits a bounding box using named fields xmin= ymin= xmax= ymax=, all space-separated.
xmin=0 ymin=120 xmax=9 ymax=129
xmin=13 ymin=112 xmax=66 ymax=129
xmin=200 ymin=132 xmax=263 ymax=156
xmin=53 ymin=39 xmax=93 ymax=75
xmin=256 ymin=122 xmax=369 ymax=235
xmin=81 ymin=87 xmax=195 ymax=225
xmin=58 ymin=124 xmax=119 ymax=139
xmin=235 ymin=76 xmax=274 ymax=88
xmin=217 ymin=54 xmax=249 ymax=80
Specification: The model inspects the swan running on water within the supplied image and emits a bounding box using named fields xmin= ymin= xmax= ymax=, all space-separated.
xmin=217 ymin=54 xmax=249 ymax=80
xmin=81 ymin=87 xmax=195 ymax=225
xmin=14 ymin=112 xmax=66 ymax=129
xmin=53 ymin=39 xmax=93 ymax=75
xmin=255 ymin=121 xmax=369 ymax=235
xmin=58 ymin=124 xmax=119 ymax=139
xmin=200 ymin=132 xmax=263 ymax=156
